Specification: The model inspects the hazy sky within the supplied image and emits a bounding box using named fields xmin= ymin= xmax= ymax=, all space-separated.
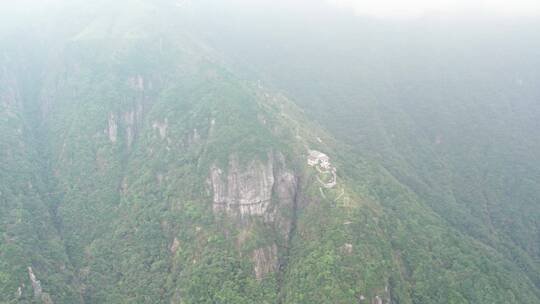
xmin=3 ymin=0 xmax=540 ymax=20
xmin=327 ymin=0 xmax=540 ymax=18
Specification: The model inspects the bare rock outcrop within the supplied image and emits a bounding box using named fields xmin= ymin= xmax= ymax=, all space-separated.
xmin=209 ymin=152 xmax=297 ymax=223
xmin=107 ymin=113 xmax=118 ymax=143
xmin=107 ymin=103 xmax=145 ymax=148
xmin=123 ymin=110 xmax=136 ymax=148
xmin=27 ymin=267 xmax=54 ymax=303
xmin=152 ymin=119 xmax=168 ymax=139
xmin=252 ymin=244 xmax=279 ymax=281
xmin=28 ymin=267 xmax=43 ymax=299
xmin=208 ymin=152 xmax=299 ymax=279
xmin=210 ymin=154 xmax=275 ymax=219
xmin=170 ymin=237 xmax=181 ymax=254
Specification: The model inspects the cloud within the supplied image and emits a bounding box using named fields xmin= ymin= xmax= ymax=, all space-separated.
xmin=326 ymin=0 xmax=540 ymax=18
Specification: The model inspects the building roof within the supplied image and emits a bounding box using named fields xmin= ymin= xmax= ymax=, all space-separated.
xmin=308 ymin=150 xmax=328 ymax=159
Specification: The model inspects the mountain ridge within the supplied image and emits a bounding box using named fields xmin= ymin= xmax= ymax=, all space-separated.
xmin=1 ymin=1 xmax=539 ymax=303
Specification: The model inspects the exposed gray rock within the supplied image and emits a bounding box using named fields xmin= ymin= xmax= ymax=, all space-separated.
xmin=209 ymin=152 xmax=298 ymax=222
xmin=28 ymin=267 xmax=42 ymax=299
xmin=341 ymin=243 xmax=353 ymax=255
xmin=170 ymin=237 xmax=181 ymax=254
xmin=210 ymin=154 xmax=275 ymax=219
xmin=192 ymin=128 xmax=200 ymax=143
xmin=209 ymin=152 xmax=298 ymax=279
xmin=252 ymin=244 xmax=278 ymax=281
xmin=107 ymin=113 xmax=118 ymax=143
xmin=123 ymin=111 xmax=136 ymax=148
xmin=273 ymin=152 xmax=298 ymax=237
xmin=152 ymin=119 xmax=168 ymax=139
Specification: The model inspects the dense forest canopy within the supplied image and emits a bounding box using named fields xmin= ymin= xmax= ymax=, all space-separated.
xmin=1 ymin=1 xmax=539 ymax=303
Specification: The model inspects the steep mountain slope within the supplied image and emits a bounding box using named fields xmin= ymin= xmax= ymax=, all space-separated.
xmin=0 ymin=34 xmax=80 ymax=303
xmin=183 ymin=2 xmax=540 ymax=300
xmin=1 ymin=1 xmax=539 ymax=303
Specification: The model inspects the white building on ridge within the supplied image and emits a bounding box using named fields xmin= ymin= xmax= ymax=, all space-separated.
xmin=307 ymin=150 xmax=330 ymax=169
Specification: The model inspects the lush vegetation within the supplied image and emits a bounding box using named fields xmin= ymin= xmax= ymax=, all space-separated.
xmin=1 ymin=1 xmax=539 ymax=303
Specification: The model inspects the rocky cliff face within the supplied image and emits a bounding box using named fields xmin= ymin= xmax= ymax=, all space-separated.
xmin=209 ymin=152 xmax=297 ymax=225
xmin=252 ymin=244 xmax=279 ymax=281
xmin=210 ymin=153 xmax=275 ymax=219
xmin=208 ymin=151 xmax=299 ymax=279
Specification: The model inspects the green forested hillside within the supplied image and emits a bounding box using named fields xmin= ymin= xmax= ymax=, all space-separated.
xmin=0 ymin=1 xmax=539 ymax=303
xmin=186 ymin=2 xmax=540 ymax=301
